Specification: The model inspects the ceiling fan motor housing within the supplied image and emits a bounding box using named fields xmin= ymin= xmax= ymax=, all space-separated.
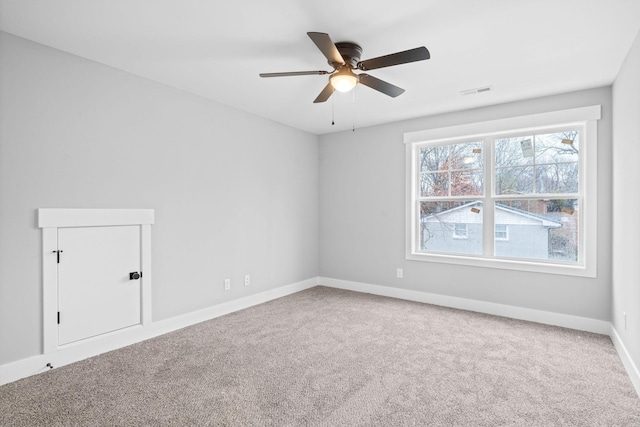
xmin=334 ymin=42 xmax=363 ymax=69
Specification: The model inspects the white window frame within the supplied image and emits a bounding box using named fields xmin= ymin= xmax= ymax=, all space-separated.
xmin=405 ymin=106 xmax=600 ymax=278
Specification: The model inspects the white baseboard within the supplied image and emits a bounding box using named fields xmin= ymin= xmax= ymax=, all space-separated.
xmin=319 ymin=277 xmax=611 ymax=335
xmin=3 ymin=276 xmax=633 ymax=398
xmin=0 ymin=277 xmax=319 ymax=386
xmin=610 ymin=326 xmax=640 ymax=398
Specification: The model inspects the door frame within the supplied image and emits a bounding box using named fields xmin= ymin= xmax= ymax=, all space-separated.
xmin=38 ymin=208 xmax=154 ymax=353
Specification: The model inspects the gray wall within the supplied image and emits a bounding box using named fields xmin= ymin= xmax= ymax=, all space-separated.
xmin=0 ymin=32 xmax=319 ymax=365
xmin=1 ymin=28 xmax=631 ymax=372
xmin=612 ymin=30 xmax=640 ymax=377
xmin=319 ymin=87 xmax=612 ymax=320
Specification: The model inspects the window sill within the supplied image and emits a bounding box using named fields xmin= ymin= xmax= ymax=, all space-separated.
xmin=406 ymin=251 xmax=596 ymax=278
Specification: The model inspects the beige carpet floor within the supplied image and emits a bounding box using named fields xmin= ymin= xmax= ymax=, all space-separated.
xmin=1 ymin=286 xmax=639 ymax=426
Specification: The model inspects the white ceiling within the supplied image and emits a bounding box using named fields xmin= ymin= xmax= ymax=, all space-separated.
xmin=1 ymin=0 xmax=639 ymax=135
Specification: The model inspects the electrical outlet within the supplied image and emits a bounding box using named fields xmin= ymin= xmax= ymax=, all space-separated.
xmin=244 ymin=275 xmax=250 ymax=286
xmin=224 ymin=279 xmax=231 ymax=291
xmin=396 ymin=268 xmax=403 ymax=279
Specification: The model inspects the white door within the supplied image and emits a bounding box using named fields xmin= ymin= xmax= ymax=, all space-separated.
xmin=57 ymin=225 xmax=142 ymax=345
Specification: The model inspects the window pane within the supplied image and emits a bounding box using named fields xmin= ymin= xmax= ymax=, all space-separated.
xmin=420 ymin=172 xmax=449 ymax=197
xmin=450 ymin=142 xmax=483 ymax=170
xmin=494 ymin=199 xmax=578 ymax=262
xmin=495 ymin=136 xmax=534 ymax=167
xmin=495 ymin=166 xmax=534 ymax=195
xmin=419 ymin=141 xmax=483 ymax=197
xmin=535 ymin=163 xmax=579 ymax=193
xmin=419 ymin=201 xmax=482 ymax=255
xmin=419 ymin=146 xmax=449 ymax=172
xmin=535 ymin=131 xmax=579 ymax=164
xmin=450 ymin=171 xmax=483 ymax=196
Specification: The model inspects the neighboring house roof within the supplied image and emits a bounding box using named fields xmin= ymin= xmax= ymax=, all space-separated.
xmin=423 ymin=201 xmax=562 ymax=228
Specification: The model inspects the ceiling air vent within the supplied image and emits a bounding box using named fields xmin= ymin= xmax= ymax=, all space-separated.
xmin=460 ymin=86 xmax=492 ymax=96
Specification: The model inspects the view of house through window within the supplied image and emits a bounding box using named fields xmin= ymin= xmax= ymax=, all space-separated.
xmin=415 ymin=127 xmax=581 ymax=264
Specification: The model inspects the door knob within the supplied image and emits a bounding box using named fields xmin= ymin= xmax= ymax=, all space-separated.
xmin=129 ymin=272 xmax=141 ymax=280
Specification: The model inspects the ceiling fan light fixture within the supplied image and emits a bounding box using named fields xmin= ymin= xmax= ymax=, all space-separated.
xmin=330 ymin=69 xmax=358 ymax=92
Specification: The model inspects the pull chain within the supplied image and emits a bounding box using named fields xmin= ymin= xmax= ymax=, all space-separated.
xmin=331 ymin=92 xmax=335 ymax=126
xmin=352 ymin=86 xmax=357 ymax=132
xmin=329 ymin=88 xmax=357 ymax=130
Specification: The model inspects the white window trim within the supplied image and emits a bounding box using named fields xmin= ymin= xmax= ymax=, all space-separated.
xmin=404 ymin=105 xmax=599 ymax=278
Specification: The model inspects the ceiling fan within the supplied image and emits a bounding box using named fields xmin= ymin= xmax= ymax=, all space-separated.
xmin=260 ymin=32 xmax=430 ymax=103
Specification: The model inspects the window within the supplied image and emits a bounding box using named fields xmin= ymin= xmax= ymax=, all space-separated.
xmin=453 ymin=223 xmax=468 ymax=239
xmin=494 ymin=224 xmax=508 ymax=241
xmin=405 ymin=106 xmax=599 ymax=277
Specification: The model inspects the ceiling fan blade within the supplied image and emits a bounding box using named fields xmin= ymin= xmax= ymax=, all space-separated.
xmin=307 ymin=32 xmax=345 ymax=66
xmin=358 ymin=74 xmax=405 ymax=97
xmin=260 ymin=71 xmax=330 ymax=78
xmin=313 ymin=83 xmax=335 ymax=103
xmin=358 ymin=46 xmax=430 ymax=71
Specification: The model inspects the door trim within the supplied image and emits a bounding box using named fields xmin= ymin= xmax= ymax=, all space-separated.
xmin=38 ymin=208 xmax=154 ymax=228
xmin=38 ymin=208 xmax=154 ymax=353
